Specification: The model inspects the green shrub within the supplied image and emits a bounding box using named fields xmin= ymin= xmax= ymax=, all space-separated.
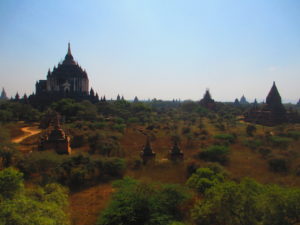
xmin=92 ymin=122 xmax=107 ymax=129
xmin=0 ymin=167 xmax=23 ymax=199
xmin=268 ymin=158 xmax=289 ymax=173
xmin=191 ymin=179 xmax=263 ymax=225
xmin=246 ymin=125 xmax=256 ymax=136
xmin=258 ymin=148 xmax=271 ymax=158
xmin=112 ymin=124 xmax=126 ymax=133
xmin=114 ymin=117 xmax=125 ymax=124
xmin=243 ymin=139 xmax=262 ymax=150
xmin=0 ymin=143 xmax=20 ymax=168
xmin=199 ymin=145 xmax=230 ymax=164
xmin=128 ymin=117 xmax=139 ymax=124
xmin=214 ymin=134 xmax=236 ymax=144
xmin=128 ymin=158 xmax=143 ymax=170
xmin=269 ymin=136 xmax=292 ymax=149
xmin=260 ymin=185 xmax=300 ymax=225
xmin=187 ymin=167 xmax=224 ymax=194
xmin=101 ymin=158 xmax=126 ymax=178
xmin=186 ymin=161 xmax=201 ymax=177
xmin=17 ymin=152 xmax=64 ymax=179
xmin=282 ymin=131 xmax=300 ymax=140
xmin=89 ymin=132 xmax=122 ymax=156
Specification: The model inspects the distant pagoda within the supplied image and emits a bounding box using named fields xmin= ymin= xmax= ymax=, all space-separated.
xmin=0 ymin=88 xmax=8 ymax=100
xmin=199 ymin=89 xmax=216 ymax=110
xmin=240 ymin=95 xmax=249 ymax=105
xmin=140 ymin=136 xmax=156 ymax=164
xmin=233 ymin=98 xmax=239 ymax=106
xmin=244 ymin=82 xmax=299 ymax=126
xmin=29 ymin=43 xmax=99 ymax=108
xmin=169 ymin=140 xmax=184 ymax=161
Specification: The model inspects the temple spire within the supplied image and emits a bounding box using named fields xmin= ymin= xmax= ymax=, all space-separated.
xmin=63 ymin=42 xmax=75 ymax=64
xmin=266 ymin=81 xmax=282 ymax=106
xmin=1 ymin=87 xmax=8 ymax=100
xmin=68 ymin=42 xmax=71 ymax=55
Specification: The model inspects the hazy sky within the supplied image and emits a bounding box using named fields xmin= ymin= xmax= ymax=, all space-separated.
xmin=0 ymin=0 xmax=299 ymax=102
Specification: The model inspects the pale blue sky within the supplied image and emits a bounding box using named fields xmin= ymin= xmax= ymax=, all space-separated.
xmin=0 ymin=0 xmax=299 ymax=102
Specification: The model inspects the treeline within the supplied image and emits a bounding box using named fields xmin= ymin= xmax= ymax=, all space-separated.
xmin=0 ymin=97 xmax=245 ymax=124
xmin=0 ymin=101 xmax=40 ymax=122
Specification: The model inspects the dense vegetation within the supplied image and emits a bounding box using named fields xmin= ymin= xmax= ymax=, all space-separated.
xmin=1 ymin=98 xmax=300 ymax=224
xmin=192 ymin=178 xmax=300 ymax=225
xmin=0 ymin=168 xmax=69 ymax=225
xmin=97 ymin=177 xmax=190 ymax=225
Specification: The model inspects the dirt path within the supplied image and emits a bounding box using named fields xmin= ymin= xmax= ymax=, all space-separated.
xmin=69 ymin=184 xmax=113 ymax=225
xmin=12 ymin=126 xmax=41 ymax=143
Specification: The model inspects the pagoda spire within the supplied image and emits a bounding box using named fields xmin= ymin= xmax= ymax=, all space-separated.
xmin=140 ymin=136 xmax=156 ymax=164
xmin=63 ymin=42 xmax=75 ymax=64
xmin=266 ymin=81 xmax=282 ymax=106
xmin=68 ymin=42 xmax=71 ymax=55
xmin=1 ymin=87 xmax=8 ymax=100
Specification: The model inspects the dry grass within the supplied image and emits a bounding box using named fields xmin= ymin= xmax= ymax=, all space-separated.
xmin=69 ymin=183 xmax=113 ymax=225
xmin=121 ymin=120 xmax=300 ymax=187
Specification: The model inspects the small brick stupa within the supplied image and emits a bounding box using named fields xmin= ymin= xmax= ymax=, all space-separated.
xmin=169 ymin=140 xmax=184 ymax=161
xmin=39 ymin=113 xmax=71 ymax=154
xmin=199 ymin=89 xmax=216 ymax=110
xmin=140 ymin=136 xmax=156 ymax=164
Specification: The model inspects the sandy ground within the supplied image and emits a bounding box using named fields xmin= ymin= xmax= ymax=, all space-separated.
xmin=12 ymin=126 xmax=41 ymax=143
xmin=69 ymin=184 xmax=113 ymax=225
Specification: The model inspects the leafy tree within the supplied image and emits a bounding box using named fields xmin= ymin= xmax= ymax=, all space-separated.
xmin=77 ymin=100 xmax=98 ymax=121
xmin=243 ymin=139 xmax=262 ymax=150
xmin=0 ymin=168 xmax=69 ymax=225
xmin=17 ymin=151 xmax=64 ymax=180
xmin=246 ymin=125 xmax=257 ymax=137
xmin=261 ymin=186 xmax=300 ymax=225
xmin=0 ymin=167 xmax=23 ymax=199
xmin=0 ymin=127 xmax=21 ymax=169
xmin=199 ymin=145 xmax=230 ymax=164
xmin=268 ymin=157 xmax=289 ymax=173
xmin=192 ymin=179 xmax=264 ymax=225
xmin=214 ymin=133 xmax=236 ymax=145
xmin=187 ymin=167 xmax=224 ymax=194
xmin=51 ymin=98 xmax=85 ymax=120
xmin=97 ymin=178 xmax=190 ymax=225
xmin=88 ymin=131 xmax=122 ymax=156
xmin=268 ymin=136 xmax=292 ymax=149
xmin=192 ymin=179 xmax=300 ymax=225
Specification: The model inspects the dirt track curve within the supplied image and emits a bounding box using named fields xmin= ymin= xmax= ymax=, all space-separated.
xmin=12 ymin=126 xmax=41 ymax=143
